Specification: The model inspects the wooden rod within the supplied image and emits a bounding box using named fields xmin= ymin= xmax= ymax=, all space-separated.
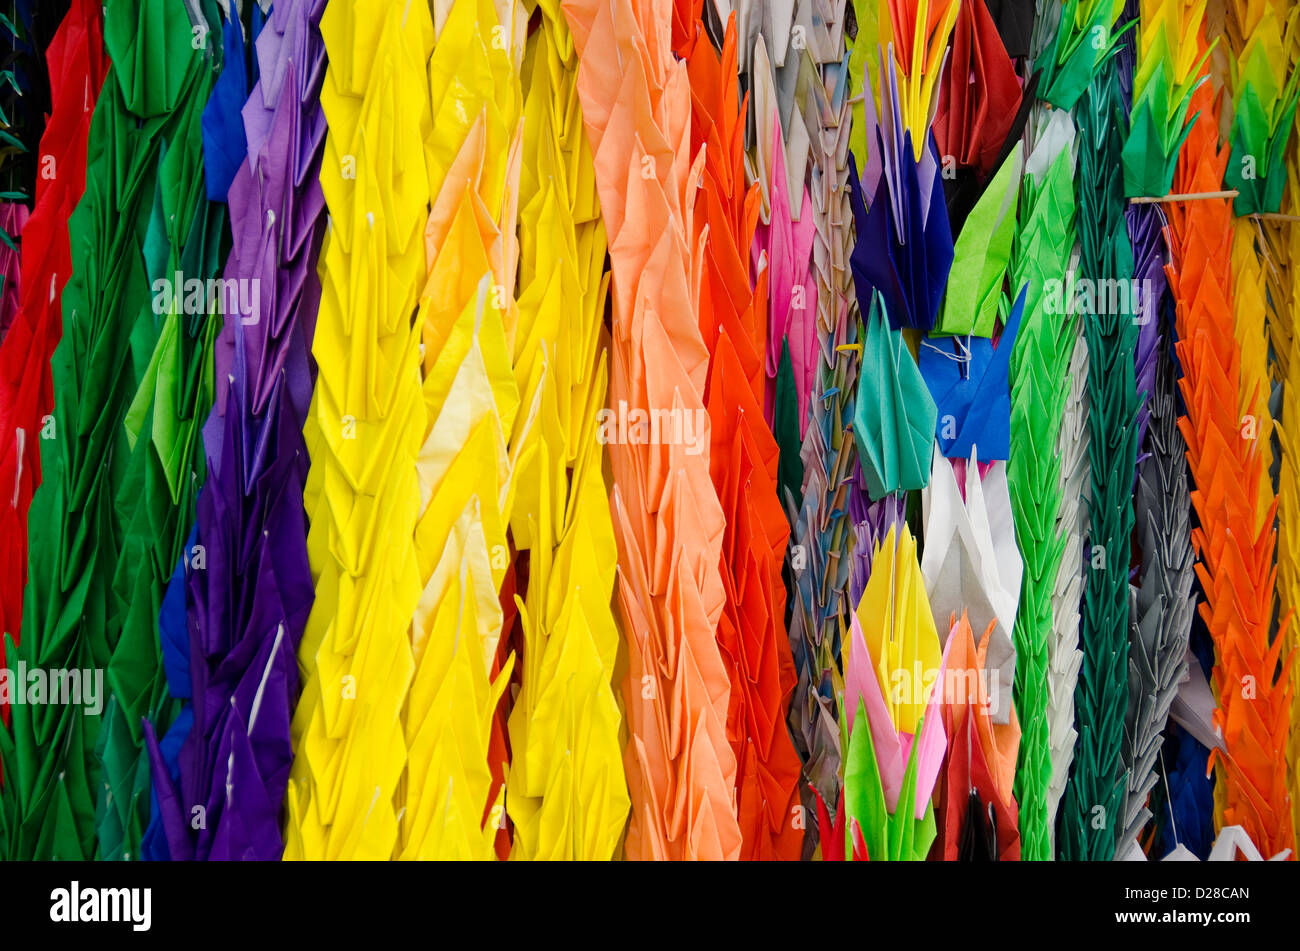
xmin=1130 ymin=190 xmax=1239 ymax=204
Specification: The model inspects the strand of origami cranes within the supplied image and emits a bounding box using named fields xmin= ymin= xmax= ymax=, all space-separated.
xmin=1006 ymin=0 xmax=1083 ymax=862
xmin=566 ymin=0 xmax=742 ymax=860
xmin=146 ymin=0 xmax=326 ymax=861
xmin=1124 ymin=0 xmax=1216 ymax=860
xmin=1 ymin=0 xmax=1299 ymax=862
xmin=1212 ymin=0 xmax=1296 ymax=859
xmin=0 ymin=0 xmax=79 ymax=724
xmin=744 ymin=0 xmax=863 ymax=856
xmin=1114 ymin=0 xmax=1190 ymax=860
xmin=1260 ymin=4 xmax=1300 ymax=854
xmin=1055 ymin=0 xmax=1140 ymax=865
xmin=402 ymin=0 xmax=523 ymax=862
xmin=287 ymin=0 xmax=442 ymax=859
xmin=0 ymin=0 xmax=223 ymax=860
xmin=504 ymin=0 xmax=628 ymax=861
xmin=678 ymin=7 xmax=803 ymax=859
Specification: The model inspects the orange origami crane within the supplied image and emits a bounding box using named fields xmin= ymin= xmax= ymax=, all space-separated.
xmin=564 ymin=0 xmax=740 ymax=859
xmin=1166 ymin=76 xmax=1295 ymax=859
xmin=933 ymin=612 xmax=1021 ymax=860
xmin=682 ymin=10 xmax=803 ymax=860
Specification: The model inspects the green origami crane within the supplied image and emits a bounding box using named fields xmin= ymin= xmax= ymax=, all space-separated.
xmin=842 ymin=698 xmax=938 ymax=861
xmin=934 ymin=144 xmax=1024 ymax=337
xmin=0 ymin=0 xmax=224 ymax=861
xmin=1058 ymin=65 xmax=1136 ymax=864
xmin=1224 ymin=30 xmax=1300 ymax=216
xmin=1120 ymin=4 xmax=1209 ymax=198
xmin=1006 ymin=103 xmax=1080 ymax=862
xmin=1039 ymin=0 xmax=1131 ymax=112
xmin=854 ymin=291 xmax=936 ymax=500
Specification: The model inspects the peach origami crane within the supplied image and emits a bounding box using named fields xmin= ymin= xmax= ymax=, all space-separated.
xmin=564 ymin=0 xmax=741 ymax=859
xmin=504 ymin=0 xmax=629 ymax=860
xmin=285 ymin=0 xmax=432 ymax=860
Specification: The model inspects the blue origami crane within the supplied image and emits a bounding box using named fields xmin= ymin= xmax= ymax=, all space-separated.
xmin=917 ymin=284 xmax=1025 ymax=460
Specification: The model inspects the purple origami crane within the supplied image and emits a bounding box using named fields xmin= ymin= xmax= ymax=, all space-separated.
xmin=1126 ymin=201 xmax=1164 ymax=472
xmin=144 ymin=0 xmax=327 ymax=861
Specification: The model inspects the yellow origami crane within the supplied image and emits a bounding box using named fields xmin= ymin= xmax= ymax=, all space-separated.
xmin=285 ymin=0 xmax=434 ymax=860
xmin=889 ymin=0 xmax=960 ymax=161
xmin=404 ymin=0 xmax=526 ymax=860
xmin=855 ymin=523 xmax=943 ymax=736
xmin=504 ymin=0 xmax=630 ymax=860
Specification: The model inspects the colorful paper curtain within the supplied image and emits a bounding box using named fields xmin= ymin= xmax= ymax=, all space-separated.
xmin=0 ymin=0 xmax=1298 ymax=863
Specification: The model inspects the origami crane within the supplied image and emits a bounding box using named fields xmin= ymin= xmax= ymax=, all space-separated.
xmin=144 ymin=0 xmax=325 ymax=862
xmin=920 ymin=284 xmax=1024 ymax=461
xmin=285 ymin=0 xmax=432 ymax=860
xmin=840 ymin=523 xmax=946 ymax=860
xmin=503 ymin=0 xmax=628 ymax=861
xmin=565 ymin=0 xmax=740 ymax=860
xmin=0 ymin=0 xmax=105 ymax=860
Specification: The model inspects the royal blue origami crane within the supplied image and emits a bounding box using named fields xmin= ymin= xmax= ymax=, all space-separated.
xmin=917 ymin=284 xmax=1025 ymax=461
